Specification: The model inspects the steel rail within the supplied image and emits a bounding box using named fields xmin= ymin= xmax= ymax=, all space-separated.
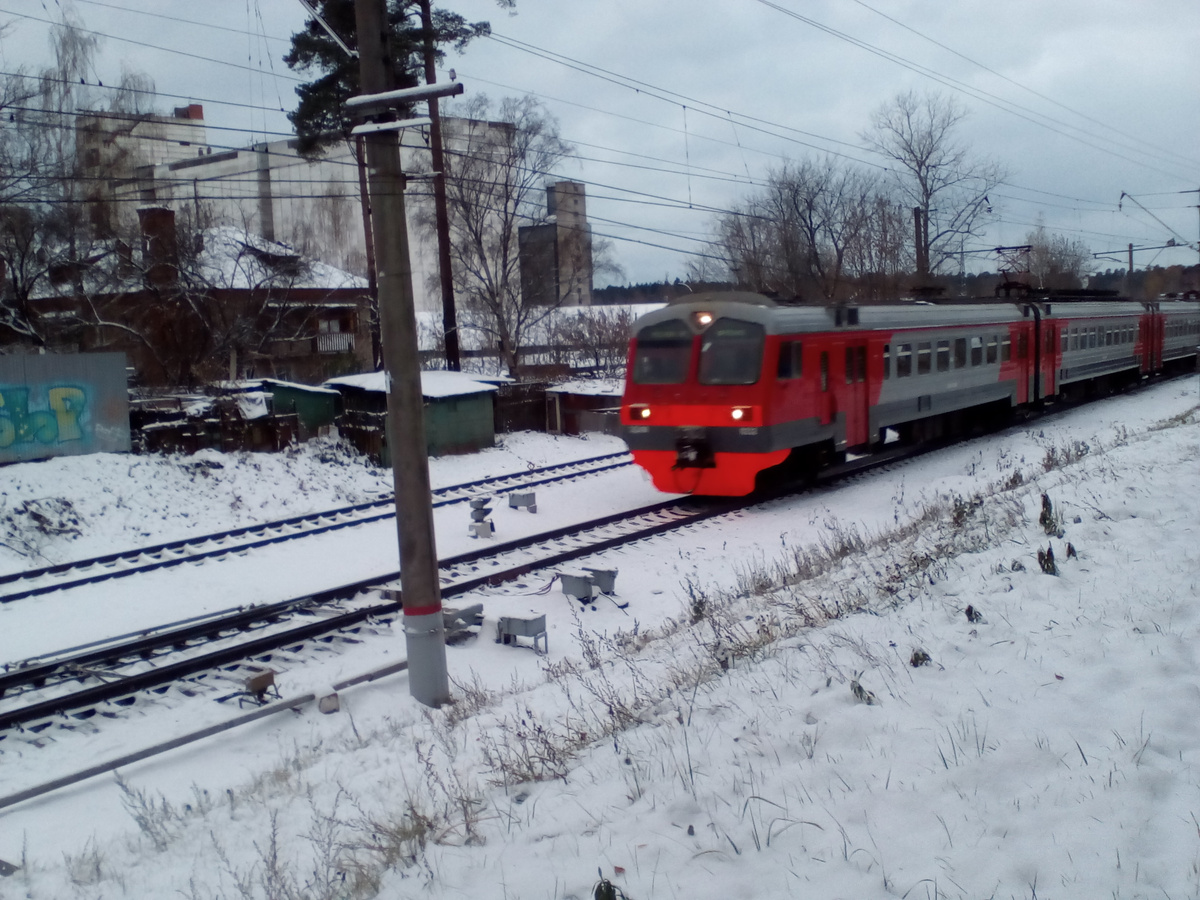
xmin=0 ymin=451 xmax=631 ymax=604
xmin=0 ymin=494 xmax=718 ymax=732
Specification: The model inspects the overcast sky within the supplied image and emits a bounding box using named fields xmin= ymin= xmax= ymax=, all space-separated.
xmin=4 ymin=0 xmax=1198 ymax=285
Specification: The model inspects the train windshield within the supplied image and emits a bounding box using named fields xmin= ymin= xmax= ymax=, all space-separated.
xmin=632 ymin=318 xmax=694 ymax=384
xmin=698 ymin=319 xmax=765 ymax=385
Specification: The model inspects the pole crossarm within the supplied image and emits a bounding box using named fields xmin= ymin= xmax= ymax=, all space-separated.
xmin=346 ymin=81 xmax=464 ymax=112
xmin=1094 ymin=243 xmax=1182 ymax=258
xmin=350 ymin=117 xmax=432 ymax=137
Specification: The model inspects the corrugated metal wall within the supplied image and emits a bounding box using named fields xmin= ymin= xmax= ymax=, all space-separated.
xmin=0 ymin=353 xmax=131 ymax=464
xmin=424 ymin=393 xmax=495 ymax=456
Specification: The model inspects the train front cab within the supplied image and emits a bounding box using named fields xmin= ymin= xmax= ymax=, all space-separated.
xmin=620 ymin=301 xmax=789 ymax=495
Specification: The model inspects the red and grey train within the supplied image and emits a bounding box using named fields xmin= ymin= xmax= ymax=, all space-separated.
xmin=619 ymin=291 xmax=1200 ymax=495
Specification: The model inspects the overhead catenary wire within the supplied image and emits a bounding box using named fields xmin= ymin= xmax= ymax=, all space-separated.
xmin=747 ymin=0 xmax=1198 ymax=181
xmin=846 ymin=0 xmax=1198 ymax=171
xmin=11 ymin=98 xmax=1181 ymax=269
xmin=7 ymin=19 xmax=1184 ymax=252
xmin=4 ymin=16 xmax=1191 ymax=274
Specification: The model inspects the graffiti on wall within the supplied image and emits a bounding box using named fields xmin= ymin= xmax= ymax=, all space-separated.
xmin=0 ymin=353 xmax=130 ymax=463
xmin=0 ymin=385 xmax=88 ymax=448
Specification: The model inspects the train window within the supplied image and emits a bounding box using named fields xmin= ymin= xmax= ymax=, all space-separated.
xmin=883 ymin=344 xmax=891 ymax=380
xmin=776 ymin=340 xmax=803 ymax=379
xmin=1088 ymin=328 xmax=1097 ymax=349
xmin=1060 ymin=331 xmax=1068 ymax=353
xmin=856 ymin=346 xmax=866 ymax=383
xmin=970 ymin=336 xmax=983 ymax=366
xmin=917 ymin=342 xmax=932 ymax=375
xmin=936 ymin=340 xmax=950 ymax=372
xmin=632 ymin=319 xmax=693 ymax=384
xmin=986 ymin=336 xmax=998 ymax=364
xmin=1018 ymin=333 xmax=1029 ymax=358
xmin=1105 ymin=329 xmax=1113 ymax=346
xmin=896 ymin=344 xmax=912 ymax=377
xmin=845 ymin=347 xmax=855 ymax=384
xmin=698 ymin=319 xmax=765 ymax=385
xmin=820 ymin=352 xmax=829 ymax=391
xmin=1070 ymin=328 xmax=1078 ymax=351
xmin=954 ymin=337 xmax=967 ymax=368
xmin=1001 ymin=335 xmax=1012 ymax=361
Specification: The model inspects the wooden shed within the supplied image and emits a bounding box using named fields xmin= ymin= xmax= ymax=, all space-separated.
xmin=545 ymin=379 xmax=624 ymax=436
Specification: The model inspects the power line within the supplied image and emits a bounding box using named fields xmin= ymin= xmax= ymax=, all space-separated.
xmin=68 ymin=0 xmax=292 ymax=44
xmin=847 ymin=0 xmax=1198 ymax=171
xmin=0 ymin=70 xmax=291 ymax=116
xmin=748 ymin=0 xmax=1197 ymax=181
xmin=0 ymin=7 xmax=305 ymax=84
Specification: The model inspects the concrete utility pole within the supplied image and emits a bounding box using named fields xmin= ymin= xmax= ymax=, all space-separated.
xmin=418 ymin=0 xmax=462 ymax=371
xmin=351 ymin=0 xmax=449 ymax=707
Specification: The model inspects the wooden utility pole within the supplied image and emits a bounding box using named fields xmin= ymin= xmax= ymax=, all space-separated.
xmin=354 ymin=136 xmax=381 ymax=367
xmin=913 ymin=207 xmax=928 ymax=276
xmin=352 ymin=0 xmax=449 ymax=707
xmin=418 ymin=0 xmax=461 ymax=371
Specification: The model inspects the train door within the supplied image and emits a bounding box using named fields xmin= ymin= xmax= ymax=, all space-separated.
xmin=842 ymin=341 xmax=869 ymax=447
xmin=1042 ymin=321 xmax=1058 ymax=398
xmin=1147 ymin=316 xmax=1156 ymax=374
xmin=1137 ymin=313 xmax=1156 ymax=373
xmin=817 ymin=349 xmax=833 ymax=425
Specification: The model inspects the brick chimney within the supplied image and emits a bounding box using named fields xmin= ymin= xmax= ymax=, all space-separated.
xmin=137 ymin=206 xmax=178 ymax=289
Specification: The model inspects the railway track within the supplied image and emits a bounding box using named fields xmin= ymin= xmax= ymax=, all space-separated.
xmin=0 ymin=450 xmax=631 ymax=605
xmin=0 ymin=492 xmax=736 ymax=734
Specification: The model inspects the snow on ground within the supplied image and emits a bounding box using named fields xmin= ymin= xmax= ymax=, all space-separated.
xmin=1 ymin=378 xmax=1198 ymax=899
xmin=0 ymin=430 xmax=627 ymax=577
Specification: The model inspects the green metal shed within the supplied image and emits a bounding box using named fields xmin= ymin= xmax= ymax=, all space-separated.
xmin=264 ymin=380 xmax=342 ymax=438
xmin=324 ymin=371 xmax=498 ymax=463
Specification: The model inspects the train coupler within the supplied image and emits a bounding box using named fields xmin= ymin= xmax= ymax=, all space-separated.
xmin=673 ymin=429 xmax=715 ymax=469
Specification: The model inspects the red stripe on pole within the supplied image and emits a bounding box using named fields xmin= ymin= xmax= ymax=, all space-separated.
xmin=403 ymin=603 xmax=442 ymax=617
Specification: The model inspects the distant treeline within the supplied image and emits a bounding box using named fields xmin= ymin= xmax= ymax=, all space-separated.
xmin=594 ymin=265 xmax=1199 ymax=305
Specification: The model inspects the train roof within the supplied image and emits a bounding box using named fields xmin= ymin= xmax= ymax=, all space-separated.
xmin=634 ymin=291 xmax=1193 ymax=335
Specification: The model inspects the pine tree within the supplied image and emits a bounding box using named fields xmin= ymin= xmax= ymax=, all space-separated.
xmin=283 ymin=0 xmax=509 ymax=156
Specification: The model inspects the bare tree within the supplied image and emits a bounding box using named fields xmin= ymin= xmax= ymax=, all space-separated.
xmin=435 ymin=94 xmax=573 ymax=375
xmin=717 ymin=158 xmax=904 ymax=301
xmin=862 ymin=90 xmax=1005 ymax=277
xmin=548 ymin=305 xmax=633 ymax=376
xmin=1027 ymin=221 xmax=1091 ymax=290
xmin=845 ymin=194 xmax=912 ymax=300
xmin=0 ymin=18 xmax=104 ymax=345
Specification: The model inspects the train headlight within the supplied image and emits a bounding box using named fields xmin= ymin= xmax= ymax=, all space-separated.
xmin=731 ymin=406 xmax=752 ymax=422
xmin=630 ymin=405 xmax=651 ymax=420
xmin=692 ymin=311 xmax=714 ymax=330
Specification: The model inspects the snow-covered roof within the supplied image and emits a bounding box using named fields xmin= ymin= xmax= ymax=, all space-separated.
xmin=324 ymin=370 xmax=499 ymax=398
xmin=30 ymin=226 xmax=368 ymax=299
xmin=546 ymin=378 xmax=625 ymax=397
xmin=259 ymin=378 xmax=342 ymax=397
xmin=192 ymin=227 xmax=368 ymax=291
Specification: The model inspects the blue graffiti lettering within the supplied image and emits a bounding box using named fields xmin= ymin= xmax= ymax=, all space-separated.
xmin=49 ymin=386 xmax=87 ymax=442
xmin=0 ymin=385 xmax=89 ymax=448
